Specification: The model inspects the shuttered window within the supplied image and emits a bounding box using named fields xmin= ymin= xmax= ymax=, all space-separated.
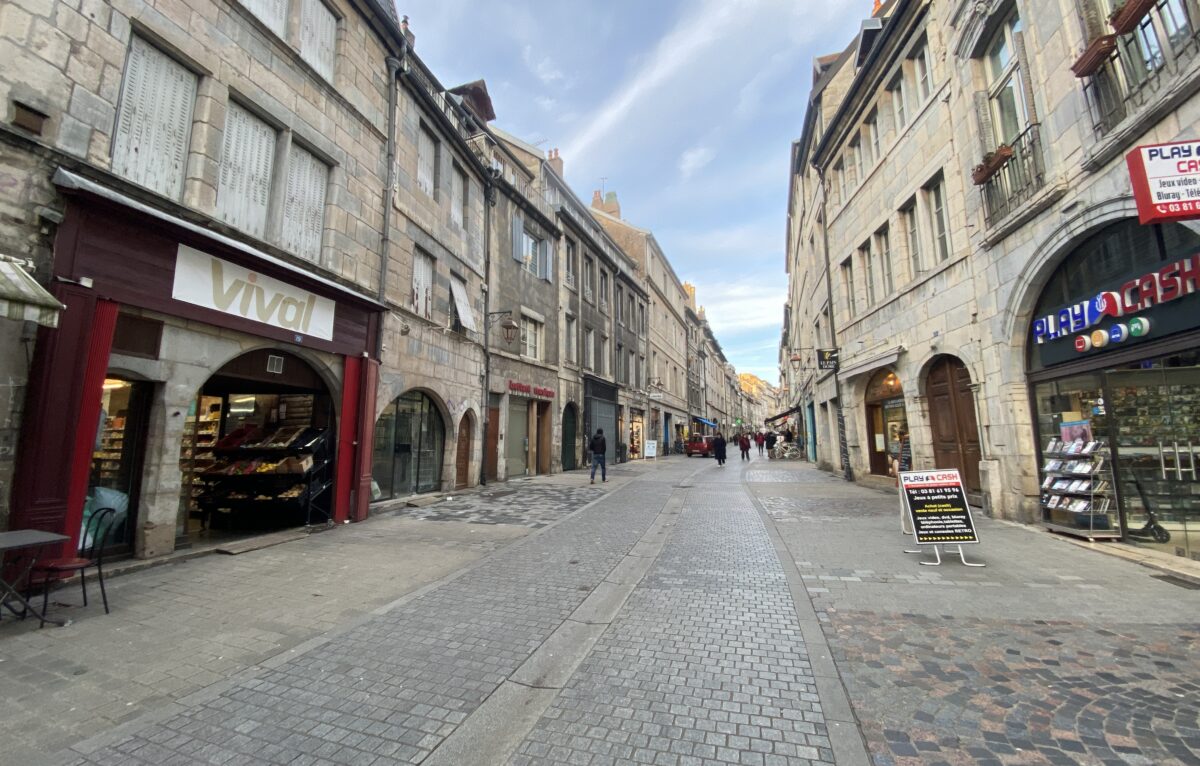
xmin=217 ymin=103 xmax=276 ymax=238
xmin=282 ymin=145 xmax=329 ymax=263
xmin=412 ymin=250 xmax=433 ymax=319
xmin=241 ymin=0 xmax=288 ymax=38
xmin=450 ymin=165 xmax=466 ymax=228
xmin=112 ymin=36 xmax=197 ymax=200
xmin=417 ymin=125 xmax=437 ymax=196
xmin=299 ymin=0 xmax=337 ymax=80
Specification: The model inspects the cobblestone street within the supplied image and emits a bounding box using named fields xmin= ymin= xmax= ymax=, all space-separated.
xmin=1 ymin=455 xmax=1197 ymax=765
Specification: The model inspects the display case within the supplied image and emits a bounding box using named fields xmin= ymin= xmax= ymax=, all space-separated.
xmin=1039 ymin=437 xmax=1121 ymax=539
xmin=194 ymin=427 xmax=333 ymax=531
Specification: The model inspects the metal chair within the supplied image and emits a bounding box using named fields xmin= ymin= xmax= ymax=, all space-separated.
xmin=29 ymin=507 xmax=118 ymax=616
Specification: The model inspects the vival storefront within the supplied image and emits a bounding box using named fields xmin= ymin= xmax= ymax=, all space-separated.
xmin=1027 ymin=219 xmax=1199 ymax=559
xmin=9 ymin=172 xmax=382 ymax=560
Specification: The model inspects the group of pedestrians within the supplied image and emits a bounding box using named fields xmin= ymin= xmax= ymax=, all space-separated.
xmin=586 ymin=424 xmax=801 ymax=476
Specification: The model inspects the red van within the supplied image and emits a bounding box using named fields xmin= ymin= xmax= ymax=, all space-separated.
xmin=685 ymin=434 xmax=715 ymax=457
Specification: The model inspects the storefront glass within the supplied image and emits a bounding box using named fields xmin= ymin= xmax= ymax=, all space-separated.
xmin=372 ymin=391 xmax=444 ymax=499
xmin=864 ymin=369 xmax=906 ymax=476
xmin=89 ymin=377 xmax=152 ymax=553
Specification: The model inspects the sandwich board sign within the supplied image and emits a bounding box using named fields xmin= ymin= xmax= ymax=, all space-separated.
xmin=898 ymin=469 xmax=984 ymax=567
xmin=644 ymin=439 xmax=658 ymax=460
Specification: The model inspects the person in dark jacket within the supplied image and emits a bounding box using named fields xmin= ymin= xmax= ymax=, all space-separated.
xmin=754 ymin=431 xmax=766 ymax=456
xmin=712 ymin=432 xmax=728 ymax=466
xmin=765 ymin=431 xmax=777 ymax=457
xmin=738 ymin=433 xmax=751 ymax=461
xmin=589 ymin=428 xmax=607 ymax=484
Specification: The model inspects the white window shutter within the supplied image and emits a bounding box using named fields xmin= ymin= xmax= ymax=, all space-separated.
xmin=511 ymin=214 xmax=523 ymax=263
xmin=539 ymin=239 xmax=552 ymax=281
xmin=282 ymin=146 xmax=328 ymax=263
xmin=217 ymin=103 xmax=276 ymax=238
xmin=242 ymin=0 xmax=287 ymax=37
xmin=112 ymin=37 xmax=197 ymax=200
xmin=299 ymin=0 xmax=336 ymax=80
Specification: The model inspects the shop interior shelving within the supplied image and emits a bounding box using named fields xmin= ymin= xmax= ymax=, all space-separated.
xmin=1039 ymin=438 xmax=1121 ymax=540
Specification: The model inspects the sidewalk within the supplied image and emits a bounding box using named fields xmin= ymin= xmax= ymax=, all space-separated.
xmin=748 ymin=457 xmax=1200 ymax=766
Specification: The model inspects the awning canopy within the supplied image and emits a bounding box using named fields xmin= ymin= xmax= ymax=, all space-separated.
xmin=0 ymin=255 xmax=63 ymax=328
xmin=693 ymin=416 xmax=717 ymax=428
xmin=765 ymin=404 xmax=802 ymax=423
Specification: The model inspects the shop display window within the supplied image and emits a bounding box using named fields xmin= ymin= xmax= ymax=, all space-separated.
xmin=89 ymin=377 xmax=152 ymax=554
xmin=372 ymin=391 xmax=445 ymax=500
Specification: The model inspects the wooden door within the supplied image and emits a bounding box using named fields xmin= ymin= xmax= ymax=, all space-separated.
xmin=454 ymin=416 xmax=471 ymax=489
xmin=484 ymin=406 xmax=500 ymax=481
xmin=927 ymin=357 xmax=982 ymax=493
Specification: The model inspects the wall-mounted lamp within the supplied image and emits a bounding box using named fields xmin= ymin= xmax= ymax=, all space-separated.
xmin=789 ymin=353 xmax=803 ymax=371
xmin=487 ymin=310 xmax=520 ymax=343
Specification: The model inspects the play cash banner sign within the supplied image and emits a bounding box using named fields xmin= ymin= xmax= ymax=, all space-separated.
xmin=899 ymin=470 xmax=979 ymax=545
xmin=172 ymin=245 xmax=336 ymax=340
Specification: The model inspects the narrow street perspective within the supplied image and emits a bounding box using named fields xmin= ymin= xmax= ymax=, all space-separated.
xmin=0 ymin=453 xmax=1194 ymax=765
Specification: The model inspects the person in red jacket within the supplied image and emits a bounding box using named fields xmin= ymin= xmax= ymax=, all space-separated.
xmin=754 ymin=430 xmax=766 ymax=456
xmin=738 ymin=433 xmax=751 ymax=461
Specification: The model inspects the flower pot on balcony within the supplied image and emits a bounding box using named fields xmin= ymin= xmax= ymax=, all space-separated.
xmin=1071 ymin=34 xmax=1118 ymax=78
xmin=1109 ymin=0 xmax=1156 ymax=34
xmin=971 ymin=144 xmax=1014 ymax=186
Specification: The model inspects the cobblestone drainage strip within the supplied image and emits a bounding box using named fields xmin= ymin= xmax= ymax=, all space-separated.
xmin=1151 ymin=573 xmax=1200 ymax=589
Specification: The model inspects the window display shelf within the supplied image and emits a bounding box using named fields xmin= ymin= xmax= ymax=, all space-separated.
xmin=1040 ymin=438 xmax=1120 ymax=540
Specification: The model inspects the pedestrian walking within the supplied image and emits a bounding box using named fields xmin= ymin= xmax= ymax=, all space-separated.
xmin=783 ymin=428 xmax=794 ymax=443
xmin=765 ymin=430 xmax=777 ymax=457
xmin=589 ymin=428 xmax=607 ymax=484
xmin=712 ymin=432 xmax=727 ymax=466
xmin=754 ymin=431 xmax=766 ymax=456
xmin=738 ymin=433 xmax=751 ymax=461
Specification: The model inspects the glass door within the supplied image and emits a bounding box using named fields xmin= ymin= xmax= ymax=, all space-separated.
xmin=1107 ymin=351 xmax=1200 ymax=559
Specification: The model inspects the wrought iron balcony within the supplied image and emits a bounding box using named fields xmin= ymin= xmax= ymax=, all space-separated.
xmin=565 ymin=271 xmax=576 ymax=289
xmin=981 ymin=123 xmax=1046 ymax=227
xmin=1082 ymin=2 xmax=1198 ymax=138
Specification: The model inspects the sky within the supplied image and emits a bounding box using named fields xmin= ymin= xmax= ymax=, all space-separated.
xmin=394 ymin=0 xmax=865 ymax=384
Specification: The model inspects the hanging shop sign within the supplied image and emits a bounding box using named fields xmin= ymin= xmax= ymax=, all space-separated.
xmin=508 ymin=380 xmax=555 ymax=399
xmin=1030 ymin=254 xmax=1199 ymax=366
xmin=172 ymin=245 xmax=336 ymax=340
xmin=899 ymin=470 xmax=979 ymax=545
xmin=817 ymin=348 xmax=840 ymax=371
xmin=1126 ymin=140 xmax=1200 ymax=224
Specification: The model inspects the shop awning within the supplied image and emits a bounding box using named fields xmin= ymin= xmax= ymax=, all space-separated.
xmin=0 ymin=255 xmax=64 ymax=328
xmin=448 ymin=277 xmax=477 ymax=331
xmin=837 ymin=345 xmax=904 ymax=381
xmin=693 ymin=416 xmax=717 ymax=428
xmin=765 ymin=404 xmax=802 ymax=423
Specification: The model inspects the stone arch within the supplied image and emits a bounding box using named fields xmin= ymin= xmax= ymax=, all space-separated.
xmin=454 ymin=408 xmax=477 ymax=490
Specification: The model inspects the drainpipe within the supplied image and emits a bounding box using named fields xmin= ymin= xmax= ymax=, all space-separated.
xmin=377 ymin=46 xmax=405 ymax=326
xmin=815 ymin=165 xmax=853 ymax=482
xmin=479 ymin=170 xmax=498 ymax=486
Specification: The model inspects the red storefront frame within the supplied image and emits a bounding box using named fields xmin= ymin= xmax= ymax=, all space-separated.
xmin=9 ymin=186 xmax=383 ymax=553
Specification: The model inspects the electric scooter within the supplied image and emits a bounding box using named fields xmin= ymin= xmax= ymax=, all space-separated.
xmin=1127 ymin=473 xmax=1171 ymax=544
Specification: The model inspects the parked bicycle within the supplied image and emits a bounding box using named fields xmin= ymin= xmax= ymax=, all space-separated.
xmin=772 ymin=443 xmax=803 ymax=460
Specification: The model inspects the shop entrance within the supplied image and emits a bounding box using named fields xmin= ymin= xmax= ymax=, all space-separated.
xmin=561 ymin=403 xmax=578 ymax=471
xmin=454 ymin=413 xmax=473 ymax=490
xmin=630 ymin=409 xmax=644 ymax=459
xmin=88 ymin=377 xmax=153 ymax=557
xmin=864 ymin=369 xmax=907 ymax=476
xmin=373 ymin=390 xmax=446 ymax=498
xmin=177 ymin=349 xmax=334 ymax=543
xmin=926 ymin=356 xmax=982 ymax=493
xmin=536 ymin=401 xmax=552 ymax=475
xmin=506 ymin=397 xmax=529 ymax=477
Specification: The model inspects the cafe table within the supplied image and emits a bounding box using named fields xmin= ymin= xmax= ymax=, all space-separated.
xmin=0 ymin=529 xmax=71 ymax=628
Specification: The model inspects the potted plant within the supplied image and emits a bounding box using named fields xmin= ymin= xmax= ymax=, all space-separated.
xmin=971 ymin=144 xmax=1014 ymax=185
xmin=1109 ymin=0 xmax=1156 ymax=35
xmin=1072 ymin=34 xmax=1118 ymax=77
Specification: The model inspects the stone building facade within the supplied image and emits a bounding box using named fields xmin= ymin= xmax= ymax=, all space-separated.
xmin=786 ymin=0 xmax=1200 ymax=559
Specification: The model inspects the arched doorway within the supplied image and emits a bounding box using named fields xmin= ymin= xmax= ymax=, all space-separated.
xmin=372 ymin=390 xmax=445 ymax=498
xmin=176 ymin=349 xmax=335 ymax=539
xmin=561 ymin=403 xmax=578 ymax=471
xmin=455 ymin=412 xmax=473 ymax=490
xmin=864 ymin=368 xmax=906 ymax=476
xmin=926 ymin=356 xmax=982 ymax=493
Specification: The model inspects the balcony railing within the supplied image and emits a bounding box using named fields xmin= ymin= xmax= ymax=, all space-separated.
xmin=981 ymin=123 xmax=1046 ymax=227
xmin=565 ymin=271 xmax=576 ymax=289
xmin=1083 ymin=1 xmax=1198 ymax=137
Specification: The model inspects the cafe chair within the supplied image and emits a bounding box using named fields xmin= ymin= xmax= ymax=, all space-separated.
xmin=29 ymin=507 xmax=118 ymax=616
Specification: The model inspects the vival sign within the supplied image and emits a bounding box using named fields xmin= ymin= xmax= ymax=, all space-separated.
xmin=172 ymin=245 xmax=335 ymax=340
xmin=1127 ymin=140 xmax=1200 ymax=224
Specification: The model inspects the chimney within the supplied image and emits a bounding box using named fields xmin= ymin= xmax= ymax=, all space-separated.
xmin=591 ymin=190 xmax=603 ymax=209
xmin=401 ymin=15 xmax=415 ymax=47
xmin=602 ymin=191 xmax=620 ymax=218
xmin=872 ymin=0 xmax=883 ymax=15
xmin=547 ymin=148 xmax=563 ymax=176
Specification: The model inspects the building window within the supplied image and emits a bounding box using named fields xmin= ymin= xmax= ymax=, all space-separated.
xmin=599 ymin=335 xmax=609 ymax=376
xmin=985 ymin=11 xmax=1028 ymax=145
xmin=616 ymin=342 xmax=625 ymax=383
xmin=241 ymin=0 xmax=288 ymax=38
xmin=566 ymin=315 xmax=576 ymax=363
xmin=913 ymin=43 xmax=932 ymax=102
xmin=449 ymin=274 xmax=475 ymax=333
xmin=616 ymin=286 xmax=624 ymax=325
xmin=584 ymin=328 xmax=595 ymax=371
xmin=638 ymin=355 xmax=645 ymax=387
xmin=860 ymin=241 xmax=875 ymax=307
xmin=584 ymin=256 xmax=595 ymax=301
xmin=566 ymin=240 xmax=578 ymax=289
xmin=833 ymin=159 xmax=846 ymax=203
xmin=875 ymin=225 xmax=893 ymax=296
xmin=521 ymin=316 xmax=542 ymax=360
xmin=298 ymin=0 xmax=336 ymax=80
xmin=599 ymin=270 xmax=609 ymax=311
xmin=850 ymin=139 xmax=863 ymax=186
xmin=417 ymin=124 xmax=438 ymax=197
xmin=450 ymin=164 xmax=467 ymax=228
xmin=638 ymin=303 xmax=646 ymax=334
xmin=217 ymin=101 xmax=276 ymax=238
xmin=411 ymin=250 xmax=434 ymax=319
xmin=841 ymin=256 xmax=856 ymax=316
xmin=925 ymin=176 xmax=950 ymax=262
xmin=866 ymin=110 xmax=880 ymax=167
xmin=901 ymin=198 xmax=920 ymax=277
xmin=889 ymin=73 xmax=907 ymax=130
xmin=281 ymin=144 xmax=329 ymax=263
xmin=521 ymin=230 xmax=540 ymax=276
xmin=371 ymin=390 xmax=444 ymax=499
xmin=112 ymin=36 xmax=197 ymax=201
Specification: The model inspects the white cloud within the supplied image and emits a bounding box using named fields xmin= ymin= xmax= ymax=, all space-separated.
xmin=694 ymin=280 xmax=786 ymax=335
xmin=536 ymin=95 xmax=558 ymax=111
xmin=678 ymin=145 xmax=715 ymax=179
xmin=523 ymin=44 xmax=566 ymax=85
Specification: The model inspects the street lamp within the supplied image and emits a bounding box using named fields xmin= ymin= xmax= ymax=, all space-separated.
xmin=789 ymin=353 xmax=803 ymax=371
xmin=487 ymin=311 xmax=520 ymax=344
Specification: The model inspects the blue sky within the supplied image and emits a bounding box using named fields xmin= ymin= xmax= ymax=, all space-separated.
xmin=395 ymin=1 xmax=865 ymax=383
